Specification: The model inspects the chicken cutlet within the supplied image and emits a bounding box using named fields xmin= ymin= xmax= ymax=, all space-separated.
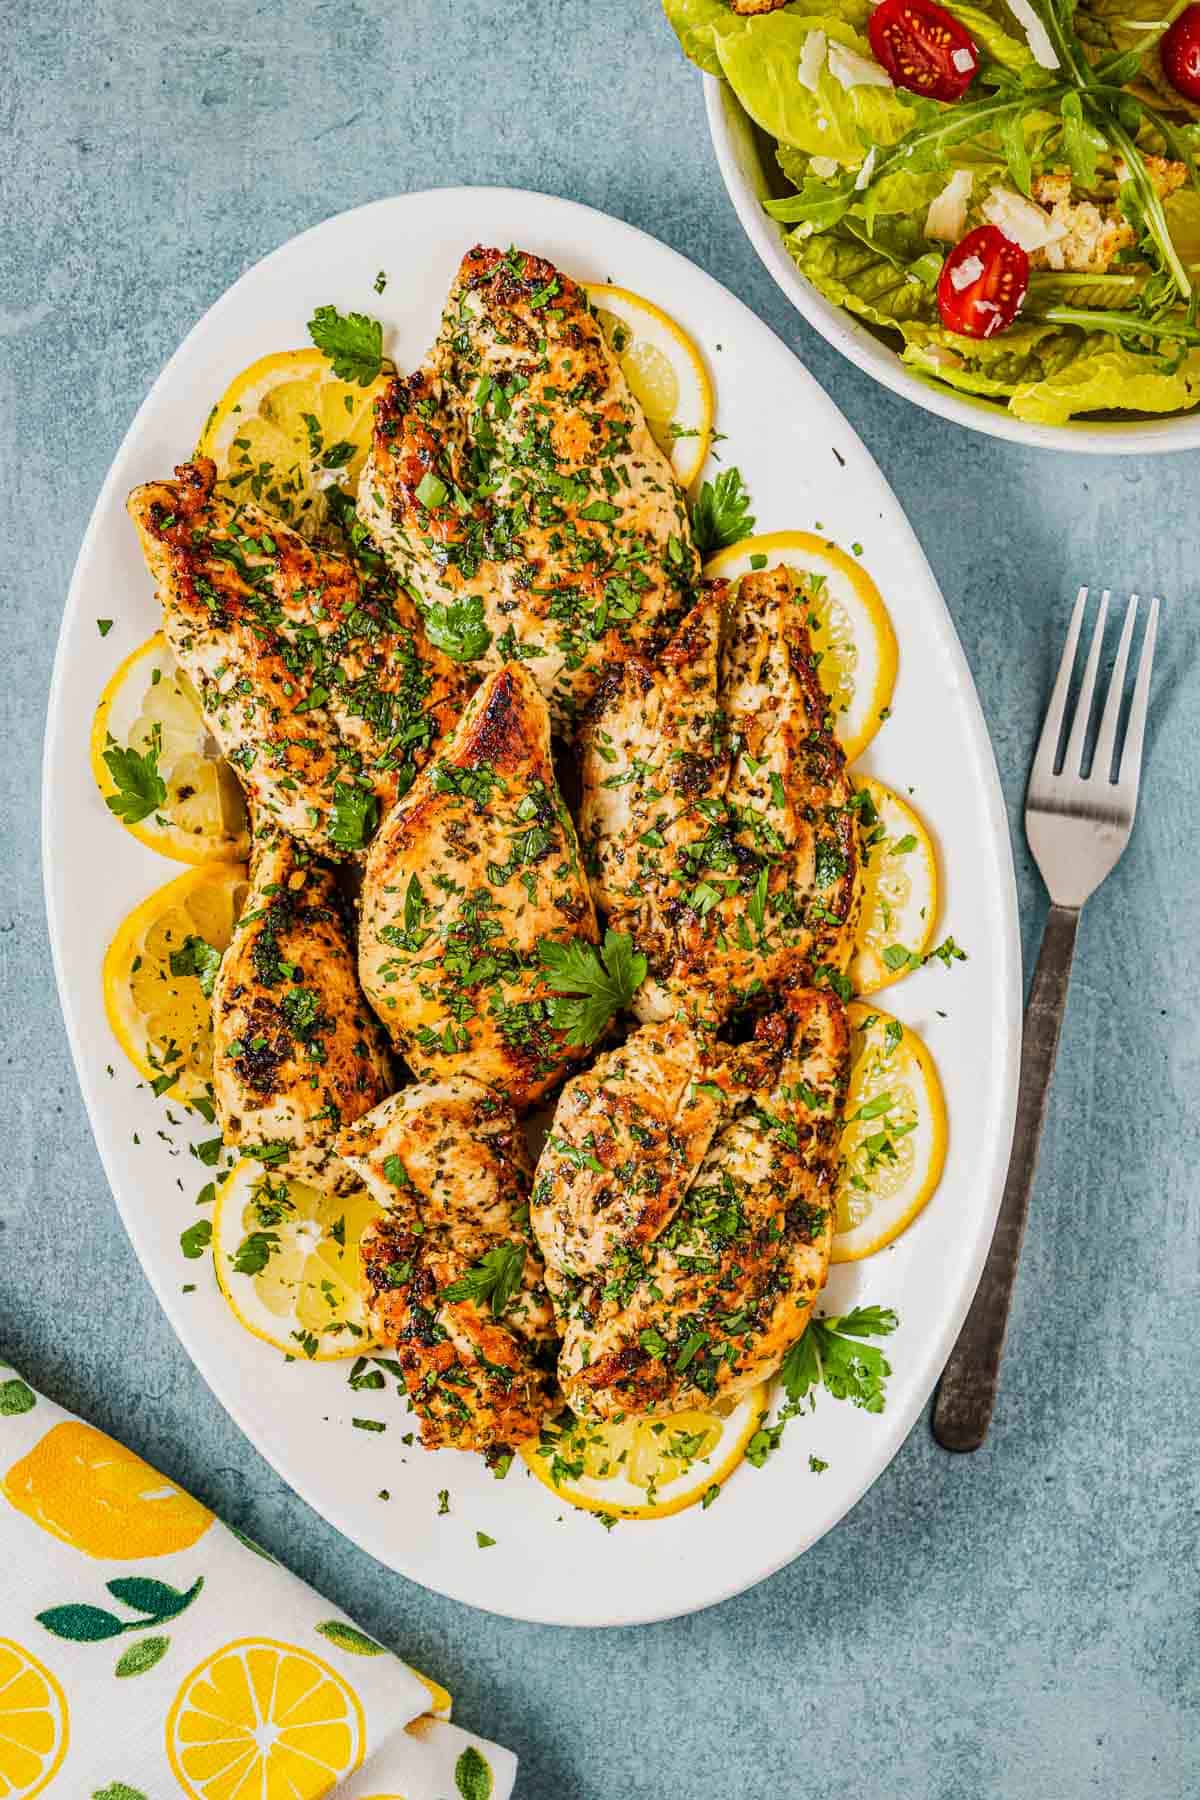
xmin=210 ymin=828 xmax=392 ymax=1191
xmin=531 ymin=988 xmax=846 ymax=1420
xmin=357 ymin=245 xmax=699 ymax=729
xmin=339 ymin=1077 xmax=557 ymax=1452
xmin=358 ymin=661 xmax=600 ymax=1109
xmin=127 ymin=457 xmax=465 ymax=860
xmin=578 ymin=564 xmax=861 ymax=1026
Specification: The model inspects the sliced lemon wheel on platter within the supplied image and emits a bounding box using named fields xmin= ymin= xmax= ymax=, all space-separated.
xmin=0 ymin=1639 xmax=69 ymax=1800
xmin=91 ymin=632 xmax=249 ymax=866
xmin=586 ymin=283 xmax=714 ymax=487
xmin=704 ymin=531 xmax=898 ymax=764
xmin=212 ymin=1159 xmax=381 ymax=1360
xmin=165 ymin=1637 xmax=365 ymax=1799
xmin=521 ymin=1383 xmax=768 ymax=1520
xmin=103 ymin=862 xmax=247 ymax=1106
xmin=850 ymin=777 xmax=938 ymax=996
xmin=196 ymin=347 xmax=388 ymax=541
xmin=831 ymin=1001 xmax=947 ymax=1264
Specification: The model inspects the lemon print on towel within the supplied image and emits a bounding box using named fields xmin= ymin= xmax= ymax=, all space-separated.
xmin=0 ymin=1640 xmax=69 ymax=1800
xmin=166 ymin=1638 xmax=364 ymax=1799
xmin=2 ymin=1420 xmax=213 ymax=1560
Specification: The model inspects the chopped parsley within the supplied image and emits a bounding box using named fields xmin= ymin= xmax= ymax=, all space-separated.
xmin=690 ymin=466 xmax=756 ymax=554
xmin=102 ymin=738 xmax=167 ymax=825
xmin=539 ymin=929 xmax=647 ymax=1046
xmin=307 ymin=304 xmax=384 ymax=386
xmin=441 ymin=1243 xmax=525 ymax=1317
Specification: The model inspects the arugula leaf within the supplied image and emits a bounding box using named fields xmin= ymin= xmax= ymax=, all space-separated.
xmin=690 ymin=466 xmax=756 ymax=554
xmin=329 ymin=781 xmax=378 ymax=852
xmin=103 ymin=739 xmax=167 ymax=825
xmin=169 ymin=934 xmax=222 ymax=998
xmin=780 ymin=1306 xmax=899 ymax=1414
xmin=539 ymin=930 xmax=647 ymax=1046
xmin=441 ymin=1243 xmax=526 ymax=1317
xmin=422 ymin=594 xmax=493 ymax=662
xmin=306 ymin=305 xmax=384 ymax=386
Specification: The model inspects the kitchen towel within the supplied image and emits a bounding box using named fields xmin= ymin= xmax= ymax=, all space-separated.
xmin=0 ymin=1367 xmax=515 ymax=1799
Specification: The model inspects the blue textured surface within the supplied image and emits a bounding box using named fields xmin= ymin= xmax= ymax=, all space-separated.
xmin=3 ymin=4 xmax=1199 ymax=1795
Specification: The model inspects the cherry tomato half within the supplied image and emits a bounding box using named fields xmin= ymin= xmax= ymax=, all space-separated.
xmin=1161 ymin=5 xmax=1200 ymax=103
xmin=868 ymin=0 xmax=980 ymax=100
xmin=936 ymin=225 xmax=1030 ymax=339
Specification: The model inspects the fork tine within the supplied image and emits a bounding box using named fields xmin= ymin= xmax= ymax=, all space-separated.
xmin=1061 ymin=588 xmax=1109 ymax=777
xmin=1091 ymin=594 xmax=1138 ymax=783
xmin=1032 ymin=586 xmax=1088 ymax=781
xmin=1115 ymin=595 xmax=1160 ymax=807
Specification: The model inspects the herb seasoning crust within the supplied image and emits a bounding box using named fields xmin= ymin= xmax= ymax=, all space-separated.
xmin=211 ymin=830 xmax=392 ymax=1191
xmin=358 ymin=661 xmax=600 ymax=1109
xmin=579 ymin=564 xmax=862 ymax=1026
xmin=531 ymin=988 xmax=847 ymax=1419
xmin=339 ymin=1077 xmax=558 ymax=1451
xmin=358 ymin=246 xmax=699 ymax=729
xmin=127 ymin=458 xmax=465 ymax=859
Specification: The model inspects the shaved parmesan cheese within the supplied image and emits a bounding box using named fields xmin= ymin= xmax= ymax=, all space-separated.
xmin=827 ymin=41 xmax=895 ymax=89
xmin=810 ymin=156 xmax=841 ymax=179
xmin=925 ymin=169 xmax=973 ymax=241
xmin=949 ymin=253 xmax=985 ymax=290
xmin=981 ymin=185 xmax=1066 ymax=252
xmin=952 ymin=46 xmax=975 ymax=71
xmin=854 ymin=147 xmax=878 ymax=190
xmin=1005 ymin=0 xmax=1060 ymax=68
xmin=798 ymin=30 xmax=827 ymax=92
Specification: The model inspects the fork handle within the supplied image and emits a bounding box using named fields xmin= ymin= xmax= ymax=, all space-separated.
xmin=932 ymin=901 xmax=1080 ymax=1452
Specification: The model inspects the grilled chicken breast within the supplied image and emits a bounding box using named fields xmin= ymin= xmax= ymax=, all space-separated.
xmin=357 ymin=246 xmax=698 ymax=729
xmin=579 ymin=565 xmax=861 ymax=1026
xmin=127 ymin=457 xmax=465 ymax=860
xmin=338 ymin=1077 xmax=557 ymax=1452
xmin=210 ymin=830 xmax=392 ymax=1191
xmin=531 ymin=988 xmax=846 ymax=1420
xmin=358 ymin=661 xmax=599 ymax=1109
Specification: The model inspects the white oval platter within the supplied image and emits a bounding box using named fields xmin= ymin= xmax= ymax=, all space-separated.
xmin=44 ymin=186 xmax=1020 ymax=1626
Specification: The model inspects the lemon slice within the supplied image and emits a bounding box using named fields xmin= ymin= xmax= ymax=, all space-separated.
xmin=521 ymin=1384 xmax=768 ymax=1520
xmin=0 ymin=1639 xmax=69 ymax=1800
xmin=166 ymin=1637 xmax=365 ymax=1798
xmin=103 ymin=862 xmax=247 ymax=1107
xmin=850 ymin=778 xmax=938 ymax=996
xmin=704 ymin=532 xmax=898 ymax=764
xmin=212 ymin=1158 xmax=381 ymax=1359
xmin=831 ymin=1001 xmax=947 ymax=1264
xmin=91 ymin=632 xmax=250 ymax=866
xmin=586 ymin=283 xmax=714 ymax=488
xmin=196 ymin=347 xmax=388 ymax=540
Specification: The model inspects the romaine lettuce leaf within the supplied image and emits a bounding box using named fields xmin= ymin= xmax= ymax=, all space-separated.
xmin=715 ymin=11 xmax=916 ymax=165
xmin=660 ymin=0 xmax=739 ymax=78
xmin=789 ymin=228 xmax=937 ymax=328
xmin=939 ymin=0 xmax=1040 ymax=74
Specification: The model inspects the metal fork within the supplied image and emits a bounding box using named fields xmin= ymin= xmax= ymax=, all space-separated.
xmin=933 ymin=586 xmax=1160 ymax=1453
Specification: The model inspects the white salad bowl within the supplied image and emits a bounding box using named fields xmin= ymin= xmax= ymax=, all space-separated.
xmin=706 ymin=74 xmax=1200 ymax=454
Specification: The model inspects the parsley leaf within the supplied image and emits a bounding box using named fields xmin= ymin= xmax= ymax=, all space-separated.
xmin=780 ymin=1306 xmax=899 ymax=1415
xmin=233 ymin=1230 xmax=279 ymax=1276
xmin=179 ymin=1219 xmax=212 ymax=1259
xmin=441 ymin=1243 xmax=526 ymax=1317
xmin=422 ymin=594 xmax=492 ymax=662
xmin=539 ymin=930 xmax=647 ymax=1047
xmin=690 ymin=467 xmax=756 ymax=554
xmin=307 ymin=304 xmax=384 ymax=386
xmin=103 ymin=740 xmax=167 ymax=825
xmin=329 ymin=781 xmax=378 ymax=852
xmin=169 ymin=934 xmax=222 ymax=999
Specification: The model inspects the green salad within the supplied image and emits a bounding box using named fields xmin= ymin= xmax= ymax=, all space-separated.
xmin=664 ymin=0 xmax=1200 ymax=424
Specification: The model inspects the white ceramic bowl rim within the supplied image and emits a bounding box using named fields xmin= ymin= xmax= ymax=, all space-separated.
xmin=705 ymin=75 xmax=1200 ymax=455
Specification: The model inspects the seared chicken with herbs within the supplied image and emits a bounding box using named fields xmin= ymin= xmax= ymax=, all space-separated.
xmin=531 ymin=987 xmax=847 ymax=1419
xmin=127 ymin=457 xmax=465 ymax=860
xmin=579 ymin=564 xmax=861 ymax=1026
xmin=358 ymin=661 xmax=600 ymax=1109
xmin=338 ymin=1077 xmax=557 ymax=1452
xmin=211 ymin=829 xmax=392 ymax=1191
xmin=358 ymin=246 xmax=698 ymax=729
